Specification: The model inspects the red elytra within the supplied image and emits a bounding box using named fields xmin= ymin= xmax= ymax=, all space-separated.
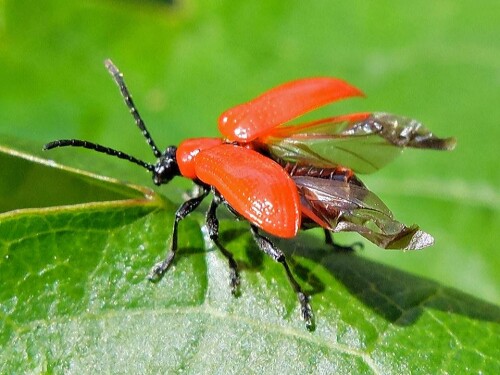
xmin=218 ymin=77 xmax=364 ymax=142
xmin=193 ymin=144 xmax=300 ymax=238
xmin=44 ymin=60 xmax=456 ymax=328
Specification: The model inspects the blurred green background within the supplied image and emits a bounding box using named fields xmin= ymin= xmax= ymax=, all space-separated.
xmin=0 ymin=0 xmax=498 ymax=304
xmin=1 ymin=1 xmax=499 ymax=372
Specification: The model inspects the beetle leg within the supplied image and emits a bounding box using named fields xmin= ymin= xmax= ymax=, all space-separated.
xmin=148 ymin=186 xmax=210 ymax=282
xmin=323 ymin=229 xmax=364 ymax=252
xmin=250 ymin=225 xmax=314 ymax=330
xmin=206 ymin=192 xmax=240 ymax=295
xmin=323 ymin=229 xmax=334 ymax=245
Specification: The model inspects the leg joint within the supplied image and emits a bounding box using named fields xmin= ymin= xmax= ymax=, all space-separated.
xmin=276 ymin=254 xmax=286 ymax=264
xmin=209 ymin=231 xmax=218 ymax=241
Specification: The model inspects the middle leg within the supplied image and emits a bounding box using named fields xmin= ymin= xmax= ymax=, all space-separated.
xmin=206 ymin=192 xmax=240 ymax=295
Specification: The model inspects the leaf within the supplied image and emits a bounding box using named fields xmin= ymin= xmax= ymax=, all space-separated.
xmin=0 ymin=143 xmax=149 ymax=212
xmin=1 ymin=143 xmax=499 ymax=374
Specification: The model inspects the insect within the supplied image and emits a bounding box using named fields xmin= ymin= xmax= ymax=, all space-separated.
xmin=44 ymin=60 xmax=456 ymax=329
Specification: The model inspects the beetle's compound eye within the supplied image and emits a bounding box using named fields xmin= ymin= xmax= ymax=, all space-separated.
xmin=153 ymin=146 xmax=180 ymax=185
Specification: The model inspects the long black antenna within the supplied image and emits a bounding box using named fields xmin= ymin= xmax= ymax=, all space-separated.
xmin=43 ymin=139 xmax=155 ymax=172
xmin=104 ymin=59 xmax=162 ymax=158
xmin=43 ymin=60 xmax=164 ymax=173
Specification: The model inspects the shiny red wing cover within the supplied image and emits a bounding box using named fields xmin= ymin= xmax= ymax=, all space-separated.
xmin=195 ymin=144 xmax=301 ymax=238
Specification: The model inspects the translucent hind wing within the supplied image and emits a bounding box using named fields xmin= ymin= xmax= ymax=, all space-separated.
xmin=294 ymin=176 xmax=434 ymax=250
xmin=264 ymin=113 xmax=456 ymax=174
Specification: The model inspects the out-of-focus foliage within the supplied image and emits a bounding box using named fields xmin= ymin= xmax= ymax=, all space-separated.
xmin=0 ymin=1 xmax=498 ymax=373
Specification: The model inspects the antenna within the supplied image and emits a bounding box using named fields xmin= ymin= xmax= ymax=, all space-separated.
xmin=104 ymin=59 xmax=162 ymax=158
xmin=43 ymin=139 xmax=155 ymax=172
xmin=43 ymin=60 xmax=163 ymax=173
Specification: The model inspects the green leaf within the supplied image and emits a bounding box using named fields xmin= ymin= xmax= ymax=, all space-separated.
xmin=0 ymin=142 xmax=149 ymax=212
xmin=1 ymin=0 xmax=499 ymax=373
xmin=1 ymin=143 xmax=499 ymax=374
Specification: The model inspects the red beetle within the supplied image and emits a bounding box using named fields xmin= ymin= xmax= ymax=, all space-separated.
xmin=44 ymin=60 xmax=456 ymax=328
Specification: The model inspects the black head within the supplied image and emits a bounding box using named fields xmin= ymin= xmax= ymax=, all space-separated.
xmin=152 ymin=146 xmax=180 ymax=185
xmin=43 ymin=59 xmax=181 ymax=187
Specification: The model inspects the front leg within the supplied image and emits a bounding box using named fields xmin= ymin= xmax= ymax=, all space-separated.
xmin=148 ymin=186 xmax=210 ymax=282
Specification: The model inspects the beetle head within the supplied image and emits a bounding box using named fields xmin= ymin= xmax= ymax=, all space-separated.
xmin=152 ymin=146 xmax=180 ymax=185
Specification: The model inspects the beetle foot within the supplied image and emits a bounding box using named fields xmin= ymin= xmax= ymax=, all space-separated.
xmin=331 ymin=241 xmax=364 ymax=253
xmin=229 ymin=268 xmax=241 ymax=297
xmin=147 ymin=262 xmax=167 ymax=282
xmin=298 ymin=292 xmax=315 ymax=331
xmin=147 ymin=252 xmax=175 ymax=282
xmin=324 ymin=230 xmax=363 ymax=252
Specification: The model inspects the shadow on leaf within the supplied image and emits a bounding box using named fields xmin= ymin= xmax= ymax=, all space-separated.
xmin=287 ymin=233 xmax=500 ymax=326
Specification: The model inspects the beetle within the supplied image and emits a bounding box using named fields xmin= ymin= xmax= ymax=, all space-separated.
xmin=44 ymin=60 xmax=456 ymax=328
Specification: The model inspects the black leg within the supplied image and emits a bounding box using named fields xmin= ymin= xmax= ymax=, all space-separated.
xmin=148 ymin=187 xmax=209 ymax=282
xmin=324 ymin=229 xmax=334 ymax=246
xmin=206 ymin=192 xmax=240 ymax=295
xmin=323 ymin=229 xmax=363 ymax=252
xmin=250 ymin=225 xmax=314 ymax=330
